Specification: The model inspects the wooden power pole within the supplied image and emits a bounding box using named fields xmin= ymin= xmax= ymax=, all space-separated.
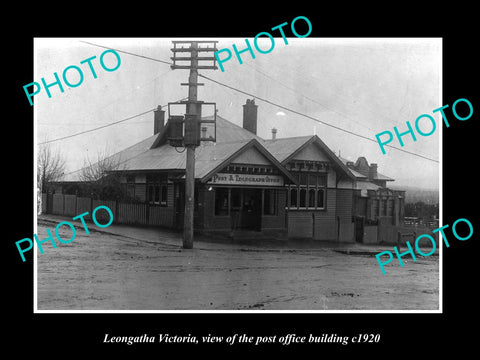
xmin=170 ymin=40 xmax=218 ymax=249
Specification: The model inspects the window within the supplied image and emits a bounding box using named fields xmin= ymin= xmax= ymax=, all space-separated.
xmin=215 ymin=188 xmax=229 ymax=216
xmin=161 ymin=185 xmax=168 ymax=206
xmin=317 ymin=188 xmax=325 ymax=209
xmin=263 ymin=189 xmax=277 ymax=215
xmin=290 ymin=187 xmax=298 ymax=208
xmin=148 ymin=185 xmax=155 ymax=203
xmin=287 ymin=173 xmax=327 ymax=210
xmin=308 ymin=188 xmax=316 ymax=208
xmin=147 ymin=183 xmax=168 ymax=206
xmin=299 ymin=188 xmax=307 ymax=208
xmin=374 ymin=199 xmax=379 ymax=217
xmin=135 ymin=184 xmax=146 ymax=202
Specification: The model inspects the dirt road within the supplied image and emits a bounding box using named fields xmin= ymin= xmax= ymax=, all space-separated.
xmin=36 ymin=221 xmax=439 ymax=311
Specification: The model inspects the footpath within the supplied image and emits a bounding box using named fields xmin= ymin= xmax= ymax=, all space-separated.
xmin=37 ymin=213 xmax=439 ymax=256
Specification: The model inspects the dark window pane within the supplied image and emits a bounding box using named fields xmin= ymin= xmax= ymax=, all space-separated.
xmin=290 ymin=188 xmax=298 ymax=208
xmin=148 ymin=185 xmax=154 ymax=203
xmin=308 ymin=189 xmax=315 ymax=207
xmin=299 ymin=188 xmax=306 ymax=207
xmin=317 ymin=189 xmax=325 ymax=208
xmin=161 ymin=185 xmax=168 ymax=206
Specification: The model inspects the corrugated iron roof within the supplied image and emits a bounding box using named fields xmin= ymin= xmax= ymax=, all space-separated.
xmin=214 ymin=115 xmax=263 ymax=143
xmin=348 ymin=168 xmax=368 ymax=179
xmin=264 ymin=135 xmax=356 ymax=181
xmin=262 ymin=135 xmax=314 ymax=163
xmin=58 ymin=113 xmax=391 ymax=185
xmin=59 ymin=115 xmax=269 ymax=182
xmin=373 ymin=173 xmax=394 ymax=181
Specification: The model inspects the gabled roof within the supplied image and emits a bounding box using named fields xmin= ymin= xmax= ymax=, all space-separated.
xmin=197 ymin=139 xmax=297 ymax=184
xmin=262 ymin=135 xmax=313 ymax=163
xmin=264 ymin=135 xmax=356 ymax=180
xmin=58 ymin=115 xmax=295 ymax=184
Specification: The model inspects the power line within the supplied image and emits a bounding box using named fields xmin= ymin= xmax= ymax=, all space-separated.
xmin=198 ymin=73 xmax=439 ymax=163
xmin=39 ymin=99 xmax=187 ymax=145
xmin=39 ymin=109 xmax=155 ymax=145
xmin=79 ymin=40 xmax=173 ymax=65
xmin=77 ymin=41 xmax=438 ymax=163
xmin=244 ymin=62 xmax=377 ymax=133
xmin=246 ymin=63 xmax=439 ymax=161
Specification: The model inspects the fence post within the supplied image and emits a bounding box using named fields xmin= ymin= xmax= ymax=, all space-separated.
xmin=397 ymin=231 xmax=401 ymax=252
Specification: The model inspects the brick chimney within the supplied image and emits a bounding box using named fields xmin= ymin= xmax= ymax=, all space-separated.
xmin=153 ymin=105 xmax=165 ymax=135
xmin=243 ymin=99 xmax=258 ymax=135
xmin=369 ymin=163 xmax=378 ymax=180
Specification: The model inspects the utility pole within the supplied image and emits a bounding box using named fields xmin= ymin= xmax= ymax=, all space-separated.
xmin=183 ymin=42 xmax=199 ymax=249
xmin=169 ymin=41 xmax=218 ymax=249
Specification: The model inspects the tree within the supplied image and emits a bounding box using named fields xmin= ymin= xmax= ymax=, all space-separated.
xmin=37 ymin=143 xmax=67 ymax=214
xmin=37 ymin=143 xmax=66 ymax=194
xmin=79 ymin=148 xmax=124 ymax=200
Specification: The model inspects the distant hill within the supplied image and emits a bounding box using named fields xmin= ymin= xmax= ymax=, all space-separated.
xmin=390 ymin=185 xmax=439 ymax=204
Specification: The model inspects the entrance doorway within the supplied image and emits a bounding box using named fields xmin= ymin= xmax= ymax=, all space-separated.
xmin=230 ymin=188 xmax=262 ymax=230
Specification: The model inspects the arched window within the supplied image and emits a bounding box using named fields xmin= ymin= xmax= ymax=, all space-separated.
xmin=290 ymin=188 xmax=298 ymax=208
xmin=317 ymin=188 xmax=325 ymax=209
xmin=299 ymin=188 xmax=307 ymax=208
xmin=308 ymin=188 xmax=316 ymax=208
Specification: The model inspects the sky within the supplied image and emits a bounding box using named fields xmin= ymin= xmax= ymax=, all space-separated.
xmin=35 ymin=37 xmax=441 ymax=189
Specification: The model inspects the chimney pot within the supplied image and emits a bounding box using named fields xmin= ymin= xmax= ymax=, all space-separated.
xmin=271 ymin=127 xmax=277 ymax=140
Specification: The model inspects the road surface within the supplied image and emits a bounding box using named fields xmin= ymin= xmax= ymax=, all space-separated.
xmin=36 ymin=221 xmax=439 ymax=311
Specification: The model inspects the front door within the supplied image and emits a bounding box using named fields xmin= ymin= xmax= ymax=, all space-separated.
xmin=240 ymin=188 xmax=262 ymax=230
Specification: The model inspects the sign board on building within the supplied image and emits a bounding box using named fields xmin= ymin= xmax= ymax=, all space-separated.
xmin=208 ymin=173 xmax=284 ymax=186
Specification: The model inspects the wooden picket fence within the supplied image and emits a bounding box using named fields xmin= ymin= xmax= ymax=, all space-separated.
xmin=42 ymin=193 xmax=174 ymax=228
